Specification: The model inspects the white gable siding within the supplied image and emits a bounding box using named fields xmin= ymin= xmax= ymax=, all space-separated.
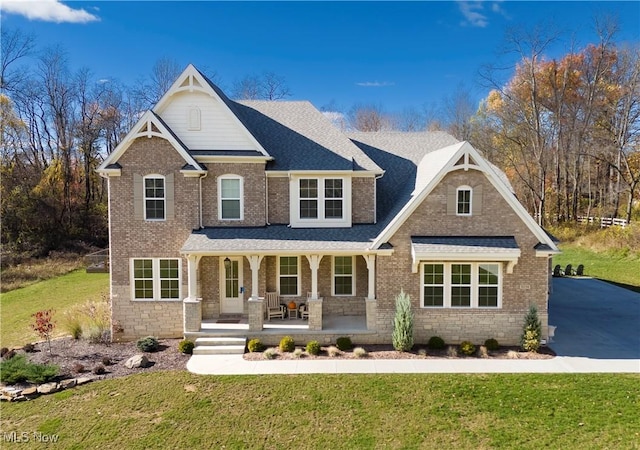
xmin=160 ymin=91 xmax=257 ymax=150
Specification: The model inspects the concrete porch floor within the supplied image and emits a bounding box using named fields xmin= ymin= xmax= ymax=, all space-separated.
xmin=186 ymin=315 xmax=368 ymax=338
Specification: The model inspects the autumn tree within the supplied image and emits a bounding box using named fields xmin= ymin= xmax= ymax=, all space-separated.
xmin=231 ymin=71 xmax=291 ymax=100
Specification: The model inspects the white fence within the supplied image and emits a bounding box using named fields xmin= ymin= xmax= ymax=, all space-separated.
xmin=577 ymin=216 xmax=627 ymax=228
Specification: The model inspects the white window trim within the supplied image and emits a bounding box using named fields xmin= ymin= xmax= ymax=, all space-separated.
xmin=420 ymin=262 xmax=502 ymax=309
xmin=456 ymin=185 xmax=472 ymax=216
xmin=278 ymin=256 xmax=300 ymax=297
xmin=218 ymin=174 xmax=244 ymax=221
xmin=143 ymin=174 xmax=166 ymax=221
xmin=131 ymin=258 xmax=182 ymax=301
xmin=332 ymin=256 xmax=356 ymax=297
xmin=289 ymin=175 xmax=352 ymax=228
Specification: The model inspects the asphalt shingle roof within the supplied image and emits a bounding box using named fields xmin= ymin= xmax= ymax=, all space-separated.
xmin=411 ymin=236 xmax=520 ymax=254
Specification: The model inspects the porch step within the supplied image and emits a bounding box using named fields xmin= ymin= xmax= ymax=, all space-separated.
xmin=193 ymin=337 xmax=246 ymax=355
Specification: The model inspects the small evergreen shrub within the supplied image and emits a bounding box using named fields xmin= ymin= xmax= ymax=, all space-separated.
xmin=247 ymin=338 xmax=264 ymax=353
xmin=306 ymin=340 xmax=321 ymax=356
xmin=93 ymin=364 xmax=106 ymax=375
xmin=336 ymin=336 xmax=352 ymax=351
xmin=72 ymin=362 xmax=85 ymax=373
xmin=0 ymin=347 xmax=9 ymax=358
xmin=263 ymin=348 xmax=277 ymax=359
xmin=521 ymin=305 xmax=542 ymax=352
xmin=178 ymin=339 xmax=195 ymax=355
xmin=446 ymin=346 xmax=457 ymax=357
xmin=327 ymin=346 xmax=341 ymax=357
xmin=392 ymin=290 xmax=414 ymax=351
xmin=23 ymin=343 xmax=36 ymax=353
xmin=484 ymin=338 xmax=500 ymax=351
xmin=279 ymin=336 xmax=295 ymax=353
xmin=293 ymin=348 xmax=303 ymax=358
xmin=458 ymin=341 xmax=476 ymax=356
xmin=418 ymin=348 xmax=428 ymax=357
xmin=136 ymin=336 xmax=159 ymax=352
xmin=353 ymin=347 xmax=368 ymax=358
xmin=102 ymin=357 xmax=112 ymax=366
xmin=0 ymin=355 xmax=58 ymax=384
xmin=427 ymin=336 xmax=445 ymax=350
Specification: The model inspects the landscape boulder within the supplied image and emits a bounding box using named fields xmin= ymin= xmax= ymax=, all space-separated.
xmin=125 ymin=354 xmax=150 ymax=369
xmin=37 ymin=382 xmax=59 ymax=394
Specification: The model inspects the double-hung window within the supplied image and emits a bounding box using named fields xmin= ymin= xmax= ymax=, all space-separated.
xmin=144 ymin=176 xmax=165 ymax=220
xmin=299 ymin=179 xmax=318 ymax=219
xmin=333 ymin=256 xmax=354 ymax=296
xmin=324 ymin=179 xmax=343 ymax=219
xmin=299 ymin=178 xmax=344 ymax=220
xmin=219 ymin=175 xmax=243 ymax=220
xmin=456 ymin=186 xmax=472 ymax=216
xmin=421 ymin=262 xmax=501 ymax=308
xmin=279 ymin=256 xmax=299 ymax=296
xmin=132 ymin=258 xmax=181 ymax=300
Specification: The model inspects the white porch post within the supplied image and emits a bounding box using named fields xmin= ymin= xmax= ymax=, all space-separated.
xmin=187 ymin=254 xmax=202 ymax=299
xmin=365 ymin=254 xmax=376 ymax=300
xmin=247 ymin=255 xmax=264 ymax=299
xmin=184 ymin=254 xmax=202 ymax=333
xmin=305 ymin=255 xmax=322 ymax=299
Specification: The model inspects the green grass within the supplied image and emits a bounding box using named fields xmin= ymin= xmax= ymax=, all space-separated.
xmin=0 ymin=270 xmax=109 ymax=348
xmin=2 ymin=371 xmax=638 ymax=449
xmin=554 ymin=245 xmax=640 ymax=292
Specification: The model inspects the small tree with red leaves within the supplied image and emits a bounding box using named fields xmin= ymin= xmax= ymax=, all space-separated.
xmin=31 ymin=309 xmax=56 ymax=355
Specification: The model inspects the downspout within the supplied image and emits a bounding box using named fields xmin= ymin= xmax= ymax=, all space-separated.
xmin=199 ymin=171 xmax=208 ymax=229
xmin=265 ymin=174 xmax=270 ymax=225
xmin=374 ymin=173 xmax=384 ymax=225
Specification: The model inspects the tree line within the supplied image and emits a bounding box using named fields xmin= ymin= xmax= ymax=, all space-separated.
xmin=2 ymin=20 xmax=638 ymax=259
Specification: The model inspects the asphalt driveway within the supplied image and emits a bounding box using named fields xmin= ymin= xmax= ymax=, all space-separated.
xmin=548 ymin=277 xmax=640 ymax=360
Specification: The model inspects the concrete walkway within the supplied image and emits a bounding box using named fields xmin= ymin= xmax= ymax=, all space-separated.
xmin=187 ymin=354 xmax=639 ymax=375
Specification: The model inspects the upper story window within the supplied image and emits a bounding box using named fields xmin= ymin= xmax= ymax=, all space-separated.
xmin=218 ymin=175 xmax=243 ymax=220
xmin=144 ymin=175 xmax=165 ymax=220
xmin=421 ymin=262 xmax=501 ymax=308
xmin=291 ymin=176 xmax=351 ymax=228
xmin=456 ymin=186 xmax=472 ymax=216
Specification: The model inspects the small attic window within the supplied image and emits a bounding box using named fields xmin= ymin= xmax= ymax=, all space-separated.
xmin=456 ymin=186 xmax=472 ymax=216
xmin=188 ymin=106 xmax=201 ymax=131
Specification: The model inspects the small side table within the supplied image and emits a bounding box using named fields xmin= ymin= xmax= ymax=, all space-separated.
xmin=288 ymin=306 xmax=298 ymax=320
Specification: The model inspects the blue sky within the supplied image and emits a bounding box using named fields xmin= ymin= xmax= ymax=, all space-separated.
xmin=2 ymin=1 xmax=639 ymax=113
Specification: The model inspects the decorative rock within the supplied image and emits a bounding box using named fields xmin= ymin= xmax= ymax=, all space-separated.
xmin=2 ymin=387 xmax=22 ymax=397
xmin=22 ymin=386 xmax=38 ymax=397
xmin=37 ymin=382 xmax=59 ymax=394
xmin=0 ymin=395 xmax=12 ymax=402
xmin=76 ymin=377 xmax=92 ymax=386
xmin=125 ymin=354 xmax=150 ymax=369
xmin=61 ymin=379 xmax=77 ymax=389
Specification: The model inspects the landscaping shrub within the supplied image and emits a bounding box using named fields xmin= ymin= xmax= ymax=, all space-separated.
xmin=336 ymin=336 xmax=352 ymax=351
xmin=521 ymin=305 xmax=542 ymax=352
xmin=247 ymin=338 xmax=264 ymax=353
xmin=72 ymin=362 xmax=85 ymax=373
xmin=63 ymin=296 xmax=111 ymax=343
xmin=93 ymin=364 xmax=106 ymax=375
xmin=327 ymin=346 xmax=341 ymax=357
xmin=0 ymin=355 xmax=58 ymax=384
xmin=263 ymin=348 xmax=277 ymax=359
xmin=22 ymin=343 xmax=36 ymax=353
xmin=446 ymin=346 xmax=457 ymax=357
xmin=64 ymin=315 xmax=83 ymax=340
xmin=293 ymin=348 xmax=303 ymax=358
xmin=136 ymin=336 xmax=159 ymax=352
xmin=458 ymin=341 xmax=476 ymax=356
xmin=178 ymin=339 xmax=195 ymax=355
xmin=418 ymin=348 xmax=428 ymax=357
xmin=31 ymin=309 xmax=55 ymax=355
xmin=392 ymin=290 xmax=414 ymax=351
xmin=0 ymin=347 xmax=8 ymax=358
xmin=427 ymin=336 xmax=445 ymax=350
xmin=84 ymin=326 xmax=111 ymax=345
xmin=3 ymin=350 xmax=16 ymax=360
xmin=484 ymin=338 xmax=500 ymax=351
xmin=279 ymin=336 xmax=295 ymax=353
xmin=102 ymin=357 xmax=112 ymax=366
xmin=305 ymin=340 xmax=321 ymax=356
xmin=479 ymin=346 xmax=489 ymax=358
xmin=353 ymin=347 xmax=368 ymax=358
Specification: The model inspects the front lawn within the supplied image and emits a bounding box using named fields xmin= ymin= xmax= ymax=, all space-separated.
xmin=0 ymin=270 xmax=109 ymax=348
xmin=2 ymin=371 xmax=638 ymax=449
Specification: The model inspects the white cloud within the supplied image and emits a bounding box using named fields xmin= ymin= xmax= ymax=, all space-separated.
xmin=457 ymin=1 xmax=488 ymax=28
xmin=2 ymin=0 xmax=99 ymax=23
xmin=355 ymin=81 xmax=395 ymax=87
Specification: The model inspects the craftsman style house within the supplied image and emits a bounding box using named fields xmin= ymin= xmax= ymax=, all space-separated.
xmin=97 ymin=64 xmax=558 ymax=346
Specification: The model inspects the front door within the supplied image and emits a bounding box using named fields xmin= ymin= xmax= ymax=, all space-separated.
xmin=220 ymin=257 xmax=243 ymax=314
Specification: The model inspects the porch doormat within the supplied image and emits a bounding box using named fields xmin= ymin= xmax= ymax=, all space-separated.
xmin=217 ymin=319 xmax=240 ymax=324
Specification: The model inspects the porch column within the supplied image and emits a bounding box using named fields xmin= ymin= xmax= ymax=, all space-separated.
xmin=365 ymin=254 xmax=376 ymax=300
xmin=246 ymin=255 xmax=264 ymax=299
xmin=184 ymin=254 xmax=202 ymax=333
xmin=305 ymin=255 xmax=323 ymax=299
